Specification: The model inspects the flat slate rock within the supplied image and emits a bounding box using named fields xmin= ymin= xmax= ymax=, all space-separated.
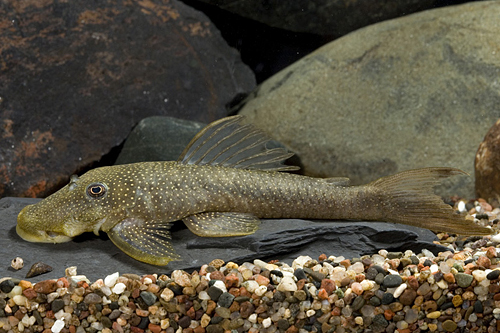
xmin=194 ymin=0 xmax=438 ymax=37
xmin=0 ymin=197 xmax=447 ymax=282
xmin=237 ymin=1 xmax=500 ymax=198
xmin=0 ymin=0 xmax=255 ymax=198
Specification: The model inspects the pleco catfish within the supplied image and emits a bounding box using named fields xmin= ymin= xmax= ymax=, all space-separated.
xmin=17 ymin=116 xmax=491 ymax=265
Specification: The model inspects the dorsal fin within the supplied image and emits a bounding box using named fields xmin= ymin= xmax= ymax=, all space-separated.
xmin=178 ymin=115 xmax=299 ymax=172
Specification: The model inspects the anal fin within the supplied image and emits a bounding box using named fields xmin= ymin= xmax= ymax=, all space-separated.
xmin=107 ymin=218 xmax=180 ymax=266
xmin=183 ymin=212 xmax=261 ymax=237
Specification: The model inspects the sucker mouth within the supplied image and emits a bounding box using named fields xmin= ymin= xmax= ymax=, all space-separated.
xmin=16 ymin=225 xmax=73 ymax=243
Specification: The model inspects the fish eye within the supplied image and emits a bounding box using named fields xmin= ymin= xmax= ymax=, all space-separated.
xmin=86 ymin=183 xmax=108 ymax=199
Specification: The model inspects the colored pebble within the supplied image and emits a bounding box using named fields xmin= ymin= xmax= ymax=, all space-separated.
xmin=1 ymin=231 xmax=500 ymax=333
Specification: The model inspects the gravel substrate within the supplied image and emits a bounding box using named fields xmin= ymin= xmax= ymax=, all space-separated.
xmin=1 ymin=199 xmax=500 ymax=333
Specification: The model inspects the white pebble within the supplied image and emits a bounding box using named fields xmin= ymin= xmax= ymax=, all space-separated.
xmin=248 ymin=313 xmax=257 ymax=323
xmin=253 ymin=259 xmax=269 ymax=269
xmin=491 ymin=233 xmax=500 ymax=243
xmin=472 ymin=270 xmax=486 ymax=282
xmin=421 ymin=249 xmax=435 ymax=259
xmin=306 ymin=309 xmax=315 ymax=317
xmin=292 ymin=256 xmax=313 ymax=269
xmin=348 ymin=262 xmax=364 ymax=274
xmin=104 ymin=272 xmax=119 ymax=287
xmin=430 ymin=264 xmax=439 ymax=273
xmin=11 ymin=257 xmax=23 ymax=270
xmin=242 ymin=281 xmax=259 ymax=293
xmin=112 ymin=283 xmax=126 ymax=294
xmin=277 ymin=276 xmax=297 ymax=292
xmin=160 ymin=288 xmax=174 ymax=302
xmin=393 ymin=284 xmax=407 ymax=298
xmin=254 ymin=285 xmax=267 ymax=296
xmin=51 ymin=319 xmax=65 ymax=333
xmin=198 ymin=291 xmax=210 ymax=300
xmin=65 ymin=266 xmax=77 ymax=276
xmin=212 ymin=280 xmax=227 ymax=292
xmin=457 ymin=201 xmax=466 ymax=212
xmin=12 ymin=295 xmax=28 ymax=307
xmin=262 ymin=317 xmax=272 ymax=328
xmin=360 ymin=279 xmax=374 ymax=291
xmin=101 ymin=286 xmax=112 ymax=296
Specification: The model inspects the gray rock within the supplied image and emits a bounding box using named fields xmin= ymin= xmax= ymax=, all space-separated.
xmin=194 ymin=0 xmax=438 ymax=37
xmin=236 ymin=1 xmax=500 ymax=198
xmin=0 ymin=197 xmax=447 ymax=282
xmin=115 ymin=117 xmax=205 ymax=165
xmin=0 ymin=0 xmax=255 ymax=198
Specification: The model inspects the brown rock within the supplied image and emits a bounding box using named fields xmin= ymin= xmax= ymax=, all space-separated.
xmin=0 ymin=0 xmax=255 ymax=198
xmin=475 ymin=119 xmax=500 ymax=203
xmin=33 ymin=280 xmax=57 ymax=294
xmin=399 ymin=289 xmax=417 ymax=306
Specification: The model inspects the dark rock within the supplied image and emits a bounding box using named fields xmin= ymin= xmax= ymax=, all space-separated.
xmin=140 ymin=291 xmax=157 ymax=306
xmin=383 ymin=275 xmax=403 ymax=288
xmin=51 ymin=299 xmax=65 ymax=313
xmin=217 ymin=292 xmax=235 ymax=308
xmin=381 ymin=293 xmax=394 ymax=305
xmin=351 ymin=296 xmax=365 ymax=312
xmin=193 ymin=0 xmax=438 ymax=37
xmin=0 ymin=0 xmax=255 ymax=198
xmin=1 ymin=197 xmax=447 ymax=282
xmin=207 ymin=286 xmax=223 ymax=301
xmin=475 ymin=119 xmax=500 ymax=203
xmin=237 ymin=1 xmax=500 ymax=198
xmin=115 ymin=117 xmax=205 ymax=165
xmin=0 ymin=280 xmax=15 ymax=293
xmin=25 ymin=262 xmax=53 ymax=278
xmin=487 ymin=269 xmax=500 ymax=280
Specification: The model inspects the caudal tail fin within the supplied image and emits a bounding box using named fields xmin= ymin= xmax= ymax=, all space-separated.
xmin=369 ymin=167 xmax=492 ymax=236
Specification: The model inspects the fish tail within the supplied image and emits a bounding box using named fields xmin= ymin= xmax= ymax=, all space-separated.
xmin=368 ymin=167 xmax=491 ymax=236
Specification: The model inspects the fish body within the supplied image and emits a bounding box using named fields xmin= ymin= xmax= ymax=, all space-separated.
xmin=16 ymin=116 xmax=491 ymax=265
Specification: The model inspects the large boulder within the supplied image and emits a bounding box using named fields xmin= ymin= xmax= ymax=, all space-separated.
xmin=193 ymin=0 xmax=438 ymax=37
xmin=237 ymin=1 xmax=500 ymax=198
xmin=0 ymin=0 xmax=255 ymax=198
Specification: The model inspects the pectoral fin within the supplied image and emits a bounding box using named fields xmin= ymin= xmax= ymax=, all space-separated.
xmin=107 ymin=218 xmax=180 ymax=266
xmin=183 ymin=212 xmax=261 ymax=237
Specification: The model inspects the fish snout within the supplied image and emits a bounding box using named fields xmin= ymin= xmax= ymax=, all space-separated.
xmin=16 ymin=205 xmax=73 ymax=243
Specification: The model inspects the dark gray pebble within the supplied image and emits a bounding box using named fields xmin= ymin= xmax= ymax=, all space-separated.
xmin=381 ymin=293 xmax=395 ymax=305
xmin=51 ymin=299 xmax=65 ymax=313
xmin=487 ymin=269 xmax=500 ymax=280
xmin=207 ymin=286 xmax=223 ymax=301
xmin=383 ymin=275 xmax=402 ymax=288
xmin=365 ymin=267 xmax=379 ymax=280
xmin=372 ymin=314 xmax=389 ymax=328
xmin=101 ymin=316 xmax=112 ymax=328
xmin=138 ymin=317 xmax=150 ymax=329
xmin=294 ymin=268 xmax=307 ymax=280
xmin=140 ymin=291 xmax=157 ymax=306
xmin=474 ymin=300 xmax=483 ymax=313
xmin=277 ymin=319 xmax=290 ymax=330
xmin=178 ymin=315 xmax=191 ymax=329
xmin=109 ymin=309 xmax=121 ymax=320
xmin=387 ymin=252 xmax=403 ymax=259
xmin=375 ymin=273 xmax=385 ymax=286
xmin=369 ymin=296 xmax=381 ymax=306
xmin=206 ymin=324 xmax=224 ymax=333
xmin=351 ymin=295 xmax=365 ymax=311
xmin=0 ymin=280 xmax=15 ymax=293
xmin=218 ymin=292 xmax=235 ymax=308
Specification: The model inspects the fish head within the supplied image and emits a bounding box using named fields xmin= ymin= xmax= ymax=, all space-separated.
xmin=16 ymin=166 xmax=130 ymax=243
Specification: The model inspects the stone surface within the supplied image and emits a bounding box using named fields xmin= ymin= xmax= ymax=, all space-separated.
xmin=236 ymin=1 xmax=500 ymax=197
xmin=193 ymin=0 xmax=438 ymax=37
xmin=115 ymin=117 xmax=205 ymax=165
xmin=475 ymin=119 xmax=500 ymax=203
xmin=0 ymin=0 xmax=255 ymax=198
xmin=0 ymin=197 xmax=447 ymax=282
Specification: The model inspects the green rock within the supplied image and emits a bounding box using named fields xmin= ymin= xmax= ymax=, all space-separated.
xmin=442 ymin=319 xmax=457 ymax=332
xmin=455 ymin=273 xmax=473 ymax=288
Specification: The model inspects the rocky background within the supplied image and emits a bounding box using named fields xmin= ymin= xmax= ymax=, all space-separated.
xmin=1 ymin=0 xmax=500 ymax=275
